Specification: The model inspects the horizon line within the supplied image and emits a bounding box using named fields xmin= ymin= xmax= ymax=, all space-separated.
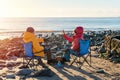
xmin=0 ymin=16 xmax=120 ymax=18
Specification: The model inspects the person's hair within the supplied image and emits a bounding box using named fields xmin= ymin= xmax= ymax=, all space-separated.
xmin=26 ymin=27 xmax=35 ymax=33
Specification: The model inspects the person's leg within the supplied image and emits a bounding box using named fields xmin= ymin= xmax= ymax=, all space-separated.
xmin=63 ymin=49 xmax=71 ymax=62
xmin=44 ymin=48 xmax=53 ymax=64
xmin=70 ymin=49 xmax=76 ymax=55
xmin=63 ymin=49 xmax=77 ymax=61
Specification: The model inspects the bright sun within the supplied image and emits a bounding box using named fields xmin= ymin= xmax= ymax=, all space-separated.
xmin=0 ymin=1 xmax=11 ymax=17
xmin=0 ymin=1 xmax=22 ymax=17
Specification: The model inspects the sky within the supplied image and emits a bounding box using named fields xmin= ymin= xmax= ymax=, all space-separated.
xmin=0 ymin=0 xmax=120 ymax=17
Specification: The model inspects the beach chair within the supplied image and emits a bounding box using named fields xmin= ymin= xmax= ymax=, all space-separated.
xmin=70 ymin=39 xmax=92 ymax=69
xmin=22 ymin=42 xmax=43 ymax=69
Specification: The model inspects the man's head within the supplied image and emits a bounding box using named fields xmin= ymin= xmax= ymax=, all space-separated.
xmin=26 ymin=27 xmax=35 ymax=33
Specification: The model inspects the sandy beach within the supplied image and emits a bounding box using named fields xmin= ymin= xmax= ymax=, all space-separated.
xmin=1 ymin=56 xmax=120 ymax=80
xmin=0 ymin=30 xmax=120 ymax=80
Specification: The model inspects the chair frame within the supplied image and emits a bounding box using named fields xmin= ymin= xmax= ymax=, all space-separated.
xmin=23 ymin=42 xmax=42 ymax=69
xmin=70 ymin=39 xmax=93 ymax=69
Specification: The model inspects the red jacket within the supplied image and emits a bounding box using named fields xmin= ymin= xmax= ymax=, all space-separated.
xmin=63 ymin=26 xmax=83 ymax=51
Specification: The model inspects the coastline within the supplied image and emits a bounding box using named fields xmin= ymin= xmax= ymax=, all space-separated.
xmin=0 ymin=29 xmax=120 ymax=40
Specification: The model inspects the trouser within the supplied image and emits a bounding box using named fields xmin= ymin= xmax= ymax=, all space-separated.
xmin=63 ymin=49 xmax=76 ymax=61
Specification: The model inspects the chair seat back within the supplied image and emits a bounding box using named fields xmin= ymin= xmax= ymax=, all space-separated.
xmin=24 ymin=42 xmax=33 ymax=57
xmin=79 ymin=40 xmax=90 ymax=56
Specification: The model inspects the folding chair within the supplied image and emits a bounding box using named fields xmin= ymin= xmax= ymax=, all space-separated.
xmin=70 ymin=39 xmax=93 ymax=69
xmin=23 ymin=42 xmax=42 ymax=69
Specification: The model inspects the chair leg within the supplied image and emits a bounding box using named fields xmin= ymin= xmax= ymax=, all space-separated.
xmin=80 ymin=56 xmax=91 ymax=67
xmin=38 ymin=58 xmax=48 ymax=68
xmin=23 ymin=57 xmax=30 ymax=67
xmin=79 ymin=56 xmax=95 ymax=69
xmin=32 ymin=58 xmax=39 ymax=70
xmin=69 ymin=56 xmax=77 ymax=66
xmin=70 ymin=53 xmax=94 ymax=69
xmin=89 ymin=52 xmax=92 ymax=65
xmin=23 ymin=57 xmax=25 ymax=66
xmin=25 ymin=58 xmax=33 ymax=67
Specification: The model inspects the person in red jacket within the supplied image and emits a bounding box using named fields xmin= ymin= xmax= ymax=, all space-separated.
xmin=62 ymin=26 xmax=84 ymax=61
xmin=63 ymin=26 xmax=84 ymax=52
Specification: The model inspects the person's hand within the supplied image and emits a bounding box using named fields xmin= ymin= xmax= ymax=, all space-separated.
xmin=62 ymin=30 xmax=65 ymax=35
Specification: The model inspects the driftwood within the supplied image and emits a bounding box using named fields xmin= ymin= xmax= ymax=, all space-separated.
xmin=104 ymin=35 xmax=120 ymax=54
xmin=99 ymin=35 xmax=120 ymax=62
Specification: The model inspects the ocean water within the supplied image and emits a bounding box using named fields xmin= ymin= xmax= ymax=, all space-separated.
xmin=0 ymin=17 xmax=120 ymax=31
xmin=0 ymin=17 xmax=120 ymax=39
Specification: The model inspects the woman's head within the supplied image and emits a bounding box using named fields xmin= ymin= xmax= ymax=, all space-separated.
xmin=74 ymin=26 xmax=84 ymax=34
xmin=26 ymin=27 xmax=35 ymax=33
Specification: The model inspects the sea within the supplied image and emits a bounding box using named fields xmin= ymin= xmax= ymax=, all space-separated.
xmin=0 ymin=17 xmax=120 ymax=40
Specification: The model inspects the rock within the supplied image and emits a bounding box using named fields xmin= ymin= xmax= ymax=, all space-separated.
xmin=6 ymin=62 xmax=15 ymax=67
xmin=10 ymin=56 xmax=17 ymax=61
xmin=28 ymin=68 xmax=54 ymax=77
xmin=96 ymin=69 xmax=105 ymax=73
xmin=0 ymin=67 xmax=4 ymax=70
xmin=6 ymin=73 xmax=15 ymax=79
xmin=15 ymin=69 xmax=32 ymax=76
xmin=0 ymin=64 xmax=6 ymax=67
xmin=7 ymin=67 xmax=13 ymax=70
xmin=0 ymin=77 xmax=3 ymax=80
